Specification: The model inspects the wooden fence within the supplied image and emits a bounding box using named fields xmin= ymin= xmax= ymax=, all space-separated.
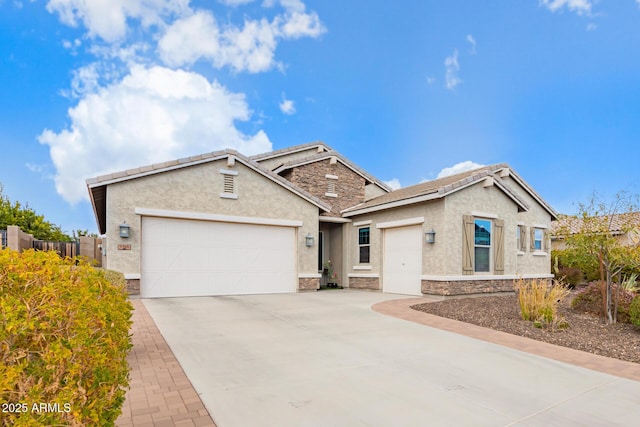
xmin=32 ymin=240 xmax=80 ymax=258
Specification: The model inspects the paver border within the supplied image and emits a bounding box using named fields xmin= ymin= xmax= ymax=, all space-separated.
xmin=116 ymin=299 xmax=217 ymax=427
xmin=372 ymin=297 xmax=640 ymax=382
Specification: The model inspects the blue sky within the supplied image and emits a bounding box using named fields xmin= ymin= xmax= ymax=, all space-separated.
xmin=1 ymin=0 xmax=640 ymax=235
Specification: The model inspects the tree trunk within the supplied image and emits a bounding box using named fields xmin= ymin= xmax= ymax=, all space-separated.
xmin=605 ymin=257 xmax=613 ymax=325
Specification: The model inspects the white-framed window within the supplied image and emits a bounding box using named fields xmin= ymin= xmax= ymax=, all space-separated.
xmin=474 ymin=218 xmax=492 ymax=273
xmin=358 ymin=227 xmax=370 ymax=264
xmin=534 ymin=228 xmax=544 ymax=251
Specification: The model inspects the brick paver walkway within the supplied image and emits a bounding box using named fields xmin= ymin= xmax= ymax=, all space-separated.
xmin=116 ymin=299 xmax=216 ymax=427
xmin=372 ymin=297 xmax=640 ymax=382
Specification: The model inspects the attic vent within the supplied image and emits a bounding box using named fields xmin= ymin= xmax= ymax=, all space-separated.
xmin=224 ymin=174 xmax=235 ymax=193
xmin=220 ymin=169 xmax=238 ymax=200
xmin=325 ymin=174 xmax=338 ymax=198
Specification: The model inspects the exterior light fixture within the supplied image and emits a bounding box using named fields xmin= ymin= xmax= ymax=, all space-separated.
xmin=305 ymin=233 xmax=314 ymax=247
xmin=119 ymin=222 xmax=131 ymax=239
xmin=425 ymin=229 xmax=436 ymax=244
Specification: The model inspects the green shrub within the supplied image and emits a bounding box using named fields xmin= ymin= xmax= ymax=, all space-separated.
xmin=555 ymin=267 xmax=583 ymax=287
xmin=515 ymin=278 xmax=570 ymax=329
xmin=0 ymin=249 xmax=133 ymax=426
xmin=630 ymin=296 xmax=640 ymax=328
xmin=571 ymin=281 xmax=635 ymax=323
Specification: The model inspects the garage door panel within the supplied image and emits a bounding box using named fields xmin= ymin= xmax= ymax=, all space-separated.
xmin=383 ymin=225 xmax=422 ymax=296
xmin=141 ymin=217 xmax=296 ymax=298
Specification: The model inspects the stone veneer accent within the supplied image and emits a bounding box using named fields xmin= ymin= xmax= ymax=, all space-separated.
xmin=298 ymin=277 xmax=320 ymax=291
xmin=127 ymin=279 xmax=141 ymax=295
xmin=421 ymin=277 xmax=551 ymax=296
xmin=349 ymin=276 xmax=380 ymax=290
xmin=282 ymin=159 xmax=366 ymax=216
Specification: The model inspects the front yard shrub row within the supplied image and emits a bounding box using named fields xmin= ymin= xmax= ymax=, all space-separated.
xmin=571 ymin=281 xmax=635 ymax=324
xmin=0 ymin=249 xmax=133 ymax=426
xmin=515 ymin=278 xmax=570 ymax=329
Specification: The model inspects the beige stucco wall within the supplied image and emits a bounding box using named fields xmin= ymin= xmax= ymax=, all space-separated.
xmin=345 ymin=175 xmax=554 ymax=284
xmin=364 ymin=183 xmax=388 ymax=201
xmin=443 ymin=177 xmax=553 ymax=277
xmin=104 ymin=159 xmax=320 ymax=278
xmin=346 ymin=201 xmax=445 ymax=279
xmin=501 ymin=175 xmax=554 ymax=276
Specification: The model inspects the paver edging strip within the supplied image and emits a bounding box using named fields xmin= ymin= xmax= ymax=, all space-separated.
xmin=372 ymin=297 xmax=640 ymax=382
xmin=115 ymin=299 xmax=217 ymax=426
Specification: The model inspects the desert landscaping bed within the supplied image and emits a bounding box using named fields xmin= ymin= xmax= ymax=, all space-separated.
xmin=411 ymin=292 xmax=640 ymax=364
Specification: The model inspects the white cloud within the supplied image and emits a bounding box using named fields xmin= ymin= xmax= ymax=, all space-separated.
xmin=426 ymin=76 xmax=436 ymax=85
xmin=383 ymin=178 xmax=401 ymax=190
xmin=466 ymin=34 xmax=476 ymax=54
xmin=158 ymin=7 xmax=324 ymax=72
xmin=539 ymin=0 xmax=592 ymax=16
xmin=38 ymin=65 xmax=271 ymax=204
xmin=46 ymin=0 xmax=190 ymax=43
xmin=279 ymin=94 xmax=295 ymax=115
xmin=586 ymin=22 xmax=597 ymax=31
xmin=436 ymin=161 xmax=485 ymax=179
xmin=444 ymin=49 xmax=461 ymax=90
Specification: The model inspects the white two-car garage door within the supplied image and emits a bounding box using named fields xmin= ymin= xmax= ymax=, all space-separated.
xmin=141 ymin=216 xmax=297 ymax=298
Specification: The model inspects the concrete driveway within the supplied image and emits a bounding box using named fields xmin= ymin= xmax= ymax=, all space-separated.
xmin=143 ymin=291 xmax=640 ymax=427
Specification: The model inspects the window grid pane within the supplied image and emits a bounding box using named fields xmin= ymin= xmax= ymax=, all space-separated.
xmin=474 ymin=219 xmax=491 ymax=272
xmin=359 ymin=227 xmax=370 ymax=245
xmin=475 ymin=247 xmax=490 ymax=272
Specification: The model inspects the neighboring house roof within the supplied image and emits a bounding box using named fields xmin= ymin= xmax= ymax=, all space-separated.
xmin=250 ymin=141 xmax=330 ymax=162
xmin=272 ymin=151 xmax=393 ymax=193
xmin=342 ymin=163 xmax=558 ymax=219
xmin=86 ymin=149 xmax=331 ymax=234
xmin=551 ymin=212 xmax=640 ymax=238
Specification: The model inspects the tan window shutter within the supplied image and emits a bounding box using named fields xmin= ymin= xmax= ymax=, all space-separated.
xmin=519 ymin=225 xmax=527 ymax=252
xmin=494 ymin=219 xmax=504 ymax=274
xmin=462 ymin=215 xmax=474 ymax=275
xmin=530 ymin=227 xmax=536 ymax=251
xmin=544 ymin=229 xmax=550 ymax=251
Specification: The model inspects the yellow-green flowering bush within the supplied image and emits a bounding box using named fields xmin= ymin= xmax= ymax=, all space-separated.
xmin=0 ymin=249 xmax=132 ymax=426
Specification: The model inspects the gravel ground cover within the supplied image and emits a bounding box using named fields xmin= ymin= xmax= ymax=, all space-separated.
xmin=411 ymin=293 xmax=640 ymax=364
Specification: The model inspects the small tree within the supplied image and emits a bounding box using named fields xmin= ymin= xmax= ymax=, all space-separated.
xmin=0 ymin=184 xmax=72 ymax=242
xmin=559 ymin=191 xmax=640 ymax=324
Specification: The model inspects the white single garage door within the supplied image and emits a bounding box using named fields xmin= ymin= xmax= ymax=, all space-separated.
xmin=382 ymin=225 xmax=423 ymax=296
xmin=141 ymin=216 xmax=297 ymax=298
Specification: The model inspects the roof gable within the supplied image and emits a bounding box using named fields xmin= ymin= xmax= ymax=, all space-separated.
xmin=250 ymin=141 xmax=331 ymax=163
xmin=86 ymin=150 xmax=331 ymax=234
xmin=342 ymin=163 xmax=558 ymax=219
xmin=273 ymin=151 xmax=392 ymax=193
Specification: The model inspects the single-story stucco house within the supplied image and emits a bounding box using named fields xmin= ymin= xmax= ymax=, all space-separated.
xmin=87 ymin=142 xmax=558 ymax=298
